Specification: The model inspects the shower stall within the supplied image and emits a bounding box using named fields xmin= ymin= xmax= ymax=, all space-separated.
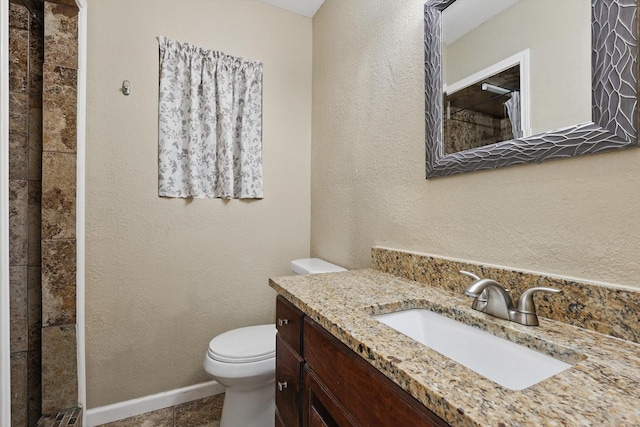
xmin=3 ymin=0 xmax=86 ymax=425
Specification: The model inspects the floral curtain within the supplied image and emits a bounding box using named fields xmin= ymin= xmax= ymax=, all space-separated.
xmin=157 ymin=36 xmax=263 ymax=199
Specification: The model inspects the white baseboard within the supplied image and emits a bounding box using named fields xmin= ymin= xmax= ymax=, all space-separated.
xmin=84 ymin=380 xmax=225 ymax=427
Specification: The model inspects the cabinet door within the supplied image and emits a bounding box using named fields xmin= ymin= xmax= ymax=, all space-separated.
xmin=276 ymin=334 xmax=304 ymax=427
xmin=308 ymin=407 xmax=328 ymax=427
xmin=304 ymin=318 xmax=449 ymax=427
xmin=303 ymin=367 xmax=356 ymax=427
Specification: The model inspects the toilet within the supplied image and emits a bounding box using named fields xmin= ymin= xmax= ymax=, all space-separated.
xmin=203 ymin=258 xmax=347 ymax=427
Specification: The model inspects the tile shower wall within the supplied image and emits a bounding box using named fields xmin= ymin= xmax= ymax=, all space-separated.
xmin=444 ymin=109 xmax=513 ymax=154
xmin=9 ymin=0 xmax=44 ymax=425
xmin=41 ymin=0 xmax=79 ymax=416
xmin=10 ymin=0 xmax=81 ymax=424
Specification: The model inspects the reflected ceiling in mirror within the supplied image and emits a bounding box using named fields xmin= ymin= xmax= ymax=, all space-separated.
xmin=425 ymin=0 xmax=639 ymax=178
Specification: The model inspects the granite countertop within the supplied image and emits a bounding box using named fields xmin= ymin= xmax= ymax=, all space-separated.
xmin=269 ymin=269 xmax=640 ymax=427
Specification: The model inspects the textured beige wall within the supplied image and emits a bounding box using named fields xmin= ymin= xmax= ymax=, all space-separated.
xmin=444 ymin=0 xmax=591 ymax=135
xmin=311 ymin=0 xmax=640 ymax=288
xmin=85 ymin=0 xmax=312 ymax=408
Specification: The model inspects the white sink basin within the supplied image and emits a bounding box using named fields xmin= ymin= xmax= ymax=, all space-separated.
xmin=374 ymin=309 xmax=572 ymax=390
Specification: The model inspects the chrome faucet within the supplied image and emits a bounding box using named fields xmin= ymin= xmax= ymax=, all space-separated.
xmin=460 ymin=271 xmax=561 ymax=326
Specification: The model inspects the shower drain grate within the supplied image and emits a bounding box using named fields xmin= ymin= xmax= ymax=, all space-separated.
xmin=37 ymin=407 xmax=83 ymax=427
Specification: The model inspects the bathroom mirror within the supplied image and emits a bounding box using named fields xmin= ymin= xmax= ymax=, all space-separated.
xmin=425 ymin=0 xmax=639 ymax=178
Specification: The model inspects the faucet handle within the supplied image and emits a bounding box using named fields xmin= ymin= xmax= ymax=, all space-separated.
xmin=460 ymin=271 xmax=490 ymax=312
xmin=459 ymin=270 xmax=481 ymax=281
xmin=516 ymin=287 xmax=562 ymax=314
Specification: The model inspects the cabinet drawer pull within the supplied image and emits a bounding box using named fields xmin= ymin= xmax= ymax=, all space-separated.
xmin=278 ymin=318 xmax=289 ymax=326
xmin=277 ymin=381 xmax=288 ymax=392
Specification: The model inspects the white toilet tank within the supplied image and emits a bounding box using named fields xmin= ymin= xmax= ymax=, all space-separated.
xmin=290 ymin=258 xmax=347 ymax=275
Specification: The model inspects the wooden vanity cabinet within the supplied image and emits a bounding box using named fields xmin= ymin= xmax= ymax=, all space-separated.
xmin=275 ymin=296 xmax=449 ymax=427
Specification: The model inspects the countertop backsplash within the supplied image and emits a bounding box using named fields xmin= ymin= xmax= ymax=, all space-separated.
xmin=371 ymin=247 xmax=640 ymax=344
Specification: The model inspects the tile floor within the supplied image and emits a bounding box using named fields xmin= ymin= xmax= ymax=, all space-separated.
xmin=97 ymin=393 xmax=224 ymax=427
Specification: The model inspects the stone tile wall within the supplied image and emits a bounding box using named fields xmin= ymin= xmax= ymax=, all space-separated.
xmin=9 ymin=1 xmax=44 ymax=425
xmin=40 ymin=0 xmax=79 ymax=416
xmin=443 ymin=108 xmax=513 ymax=154
xmin=372 ymin=246 xmax=640 ymax=343
xmin=11 ymin=0 xmax=82 ymax=424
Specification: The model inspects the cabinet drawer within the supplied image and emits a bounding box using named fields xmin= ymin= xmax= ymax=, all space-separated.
xmin=276 ymin=295 xmax=304 ymax=353
xmin=304 ymin=318 xmax=449 ymax=427
xmin=276 ymin=334 xmax=304 ymax=427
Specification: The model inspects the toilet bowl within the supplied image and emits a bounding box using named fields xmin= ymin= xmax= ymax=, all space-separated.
xmin=203 ymin=258 xmax=346 ymax=427
xmin=204 ymin=324 xmax=277 ymax=427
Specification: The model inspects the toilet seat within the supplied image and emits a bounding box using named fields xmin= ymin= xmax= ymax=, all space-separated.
xmin=207 ymin=324 xmax=276 ymax=363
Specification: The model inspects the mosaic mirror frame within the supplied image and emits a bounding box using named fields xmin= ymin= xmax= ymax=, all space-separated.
xmin=425 ymin=0 xmax=639 ymax=178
